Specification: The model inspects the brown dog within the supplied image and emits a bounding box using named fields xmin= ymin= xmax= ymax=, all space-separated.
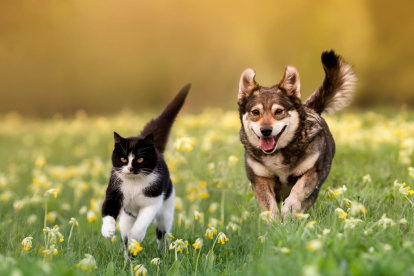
xmin=237 ymin=50 xmax=356 ymax=220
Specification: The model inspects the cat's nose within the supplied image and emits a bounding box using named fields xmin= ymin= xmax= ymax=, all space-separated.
xmin=127 ymin=167 xmax=132 ymax=171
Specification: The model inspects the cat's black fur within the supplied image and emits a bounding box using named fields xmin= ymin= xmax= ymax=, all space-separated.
xmin=101 ymin=84 xmax=190 ymax=246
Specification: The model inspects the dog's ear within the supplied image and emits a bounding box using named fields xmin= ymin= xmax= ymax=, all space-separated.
xmin=238 ymin=68 xmax=258 ymax=105
xmin=278 ymin=66 xmax=301 ymax=98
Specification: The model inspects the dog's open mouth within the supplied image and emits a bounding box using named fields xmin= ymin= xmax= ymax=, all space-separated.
xmin=258 ymin=126 xmax=287 ymax=153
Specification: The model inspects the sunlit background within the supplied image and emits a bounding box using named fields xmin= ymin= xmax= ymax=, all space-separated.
xmin=0 ymin=0 xmax=413 ymax=116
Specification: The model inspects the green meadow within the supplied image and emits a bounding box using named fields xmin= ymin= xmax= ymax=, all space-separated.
xmin=1 ymin=109 xmax=414 ymax=276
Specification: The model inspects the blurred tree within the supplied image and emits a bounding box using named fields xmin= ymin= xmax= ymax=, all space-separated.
xmin=0 ymin=0 xmax=413 ymax=116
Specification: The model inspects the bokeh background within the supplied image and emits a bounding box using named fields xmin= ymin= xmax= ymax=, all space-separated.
xmin=0 ymin=0 xmax=413 ymax=117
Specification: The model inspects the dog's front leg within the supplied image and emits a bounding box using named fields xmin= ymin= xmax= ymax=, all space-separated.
xmin=251 ymin=176 xmax=279 ymax=221
xmin=281 ymin=169 xmax=319 ymax=221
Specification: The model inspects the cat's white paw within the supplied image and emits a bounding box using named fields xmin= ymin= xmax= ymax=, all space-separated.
xmin=128 ymin=227 xmax=146 ymax=243
xmin=101 ymin=216 xmax=116 ymax=239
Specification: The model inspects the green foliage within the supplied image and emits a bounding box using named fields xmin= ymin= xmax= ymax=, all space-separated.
xmin=0 ymin=110 xmax=414 ymax=275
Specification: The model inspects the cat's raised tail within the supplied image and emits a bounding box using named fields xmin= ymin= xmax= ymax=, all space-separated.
xmin=140 ymin=83 xmax=191 ymax=154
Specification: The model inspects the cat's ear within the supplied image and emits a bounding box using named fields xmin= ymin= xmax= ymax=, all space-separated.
xmin=143 ymin=133 xmax=154 ymax=146
xmin=114 ymin=132 xmax=123 ymax=144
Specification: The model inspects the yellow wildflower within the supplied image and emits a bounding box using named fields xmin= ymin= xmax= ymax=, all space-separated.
xmin=322 ymin=229 xmax=331 ymax=236
xmin=349 ymin=202 xmax=367 ymax=216
xmin=306 ymin=239 xmax=323 ymax=252
xmin=79 ymin=205 xmax=87 ymax=215
xmin=21 ymin=237 xmax=33 ymax=252
xmin=258 ymin=232 xmax=267 ymax=243
xmin=217 ymin=232 xmax=229 ymax=244
xmin=110 ymin=235 xmax=117 ymax=243
xmin=46 ymin=212 xmax=58 ymax=223
xmin=228 ymin=155 xmax=239 ymax=167
xmin=306 ymin=221 xmax=317 ymax=229
xmin=134 ymin=264 xmax=148 ymax=276
xmin=45 ymin=188 xmax=60 ymax=198
xmin=207 ymin=162 xmax=215 ymax=174
xmin=362 ymin=174 xmax=372 ymax=184
xmin=69 ymin=217 xmax=79 ymax=227
xmin=169 ymin=239 xmax=188 ymax=254
xmin=194 ymin=211 xmax=203 ymax=222
xmin=327 ymin=185 xmax=347 ymax=198
xmin=342 ymin=198 xmax=352 ymax=208
xmin=394 ymin=180 xmax=414 ymax=196
xmin=27 ymin=214 xmax=37 ymax=224
xmin=76 ymin=254 xmax=98 ymax=273
xmin=259 ymin=211 xmax=273 ymax=223
xmin=175 ymin=197 xmax=183 ymax=210
xmin=280 ymin=247 xmax=291 ymax=254
xmin=208 ymin=202 xmax=220 ymax=213
xmin=1 ymin=191 xmax=13 ymax=202
xmin=399 ymin=218 xmax=408 ymax=224
xmin=226 ymin=222 xmax=240 ymax=232
xmin=150 ymin=257 xmax=161 ymax=266
xmin=193 ymin=238 xmax=203 ymax=250
xmin=174 ymin=137 xmax=195 ymax=152
xmin=87 ymin=210 xmax=96 ymax=223
xmin=376 ymin=214 xmax=396 ymax=229
xmin=35 ymin=156 xmax=46 ymax=168
xmin=409 ymin=167 xmax=414 ymax=179
xmin=207 ymin=218 xmax=220 ymax=229
xmin=296 ymin=213 xmax=310 ymax=220
xmin=335 ymin=208 xmax=347 ymax=219
xmin=242 ymin=211 xmax=250 ymax=221
xmin=165 ymin=233 xmax=174 ymax=241
xmin=204 ymin=226 xmax=217 ymax=240
xmin=127 ymin=239 xmax=143 ymax=256
xmin=344 ymin=218 xmax=363 ymax=229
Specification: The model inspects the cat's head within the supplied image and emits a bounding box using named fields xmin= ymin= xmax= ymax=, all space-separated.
xmin=112 ymin=132 xmax=157 ymax=177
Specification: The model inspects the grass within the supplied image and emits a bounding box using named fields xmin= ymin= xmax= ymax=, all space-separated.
xmin=1 ymin=108 xmax=414 ymax=276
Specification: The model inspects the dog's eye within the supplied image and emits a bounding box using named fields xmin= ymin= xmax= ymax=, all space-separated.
xmin=275 ymin=109 xmax=284 ymax=115
xmin=121 ymin=157 xmax=127 ymax=163
xmin=137 ymin=158 xmax=144 ymax=164
xmin=251 ymin=110 xmax=260 ymax=116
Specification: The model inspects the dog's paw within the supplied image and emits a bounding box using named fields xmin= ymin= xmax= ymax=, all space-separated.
xmin=281 ymin=197 xmax=302 ymax=221
xmin=101 ymin=216 xmax=116 ymax=239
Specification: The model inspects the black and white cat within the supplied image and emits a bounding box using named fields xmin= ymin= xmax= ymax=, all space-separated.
xmin=101 ymin=84 xmax=190 ymax=251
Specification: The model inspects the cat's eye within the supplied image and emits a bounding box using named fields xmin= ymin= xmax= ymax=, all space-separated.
xmin=137 ymin=158 xmax=144 ymax=164
xmin=121 ymin=157 xmax=127 ymax=163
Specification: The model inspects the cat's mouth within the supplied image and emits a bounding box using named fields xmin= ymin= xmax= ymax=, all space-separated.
xmin=121 ymin=170 xmax=151 ymax=177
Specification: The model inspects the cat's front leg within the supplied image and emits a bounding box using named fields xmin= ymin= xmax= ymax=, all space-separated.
xmin=101 ymin=176 xmax=123 ymax=239
xmin=101 ymin=216 xmax=116 ymax=238
xmin=129 ymin=204 xmax=161 ymax=242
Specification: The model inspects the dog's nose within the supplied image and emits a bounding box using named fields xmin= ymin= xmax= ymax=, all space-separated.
xmin=260 ymin=127 xmax=273 ymax=137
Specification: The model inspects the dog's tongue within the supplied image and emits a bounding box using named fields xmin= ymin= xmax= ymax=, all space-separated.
xmin=259 ymin=137 xmax=275 ymax=152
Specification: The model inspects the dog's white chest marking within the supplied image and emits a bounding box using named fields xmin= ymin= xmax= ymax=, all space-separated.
xmin=119 ymin=172 xmax=160 ymax=213
xmin=291 ymin=152 xmax=320 ymax=177
xmin=247 ymin=152 xmax=319 ymax=184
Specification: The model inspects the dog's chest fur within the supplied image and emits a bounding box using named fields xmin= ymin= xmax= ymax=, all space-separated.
xmin=247 ymin=150 xmax=320 ymax=184
xmin=119 ymin=172 xmax=161 ymax=213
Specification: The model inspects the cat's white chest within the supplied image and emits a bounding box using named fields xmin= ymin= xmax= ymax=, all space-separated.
xmin=119 ymin=172 xmax=160 ymax=213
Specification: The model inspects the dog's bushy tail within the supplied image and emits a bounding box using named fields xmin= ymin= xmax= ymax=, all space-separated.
xmin=140 ymin=84 xmax=191 ymax=154
xmin=304 ymin=50 xmax=356 ymax=114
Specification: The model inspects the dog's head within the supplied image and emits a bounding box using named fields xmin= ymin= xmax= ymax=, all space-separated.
xmin=238 ymin=66 xmax=303 ymax=154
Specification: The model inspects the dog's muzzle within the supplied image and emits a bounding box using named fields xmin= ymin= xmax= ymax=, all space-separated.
xmin=257 ymin=125 xmax=287 ymax=154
